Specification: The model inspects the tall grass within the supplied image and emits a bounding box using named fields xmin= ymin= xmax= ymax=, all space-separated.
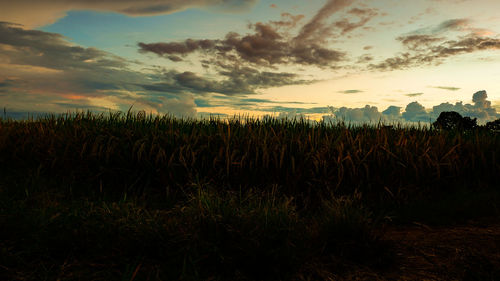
xmin=0 ymin=111 xmax=499 ymax=280
xmin=1 ymin=111 xmax=498 ymax=205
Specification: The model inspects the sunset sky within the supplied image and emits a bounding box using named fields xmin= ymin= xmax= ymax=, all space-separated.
xmin=1 ymin=0 xmax=499 ymax=122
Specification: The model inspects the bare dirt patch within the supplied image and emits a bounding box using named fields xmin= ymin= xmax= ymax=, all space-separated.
xmin=346 ymin=220 xmax=500 ymax=280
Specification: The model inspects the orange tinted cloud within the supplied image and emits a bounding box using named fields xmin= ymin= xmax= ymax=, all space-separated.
xmin=0 ymin=0 xmax=258 ymax=27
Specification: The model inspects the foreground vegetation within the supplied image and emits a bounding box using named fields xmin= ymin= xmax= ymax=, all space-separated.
xmin=1 ymin=112 xmax=499 ymax=280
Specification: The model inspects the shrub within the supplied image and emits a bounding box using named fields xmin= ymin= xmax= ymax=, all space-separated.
xmin=433 ymin=111 xmax=477 ymax=130
xmin=485 ymin=118 xmax=500 ymax=131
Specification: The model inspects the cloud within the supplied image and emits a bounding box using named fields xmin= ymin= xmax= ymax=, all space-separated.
xmin=411 ymin=18 xmax=492 ymax=37
xmin=396 ymin=34 xmax=444 ymax=51
xmin=141 ymin=65 xmax=308 ymax=96
xmin=0 ymin=22 xmax=314 ymax=117
xmin=432 ymin=86 xmax=460 ymax=91
xmin=406 ymin=18 xmax=470 ymax=35
xmin=270 ymin=13 xmax=305 ymax=29
xmin=369 ymin=18 xmax=500 ymax=71
xmin=194 ymin=96 xmax=313 ymax=110
xmin=0 ymin=22 xmax=202 ymax=117
xmin=323 ymin=90 xmax=499 ymax=124
xmin=338 ymin=89 xmax=363 ymax=94
xmin=0 ymin=0 xmax=258 ymax=27
xmin=139 ymin=0 xmax=360 ymax=68
xmin=402 ymin=101 xmax=429 ymax=122
xmin=370 ymin=35 xmax=500 ymax=71
xmin=328 ymin=105 xmax=383 ymax=122
xmin=0 ymin=22 xmax=128 ymax=72
xmin=382 ymin=106 xmax=401 ymax=118
xmin=433 ymin=18 xmax=470 ymax=33
xmin=356 ymin=54 xmax=374 ymax=63
xmin=138 ymin=39 xmax=218 ymax=62
xmin=333 ymin=8 xmax=378 ymax=35
xmin=405 ymin=93 xmax=424 ymax=97
xmin=268 ymin=106 xmax=330 ymax=114
xmin=139 ymin=22 xmax=346 ymax=67
xmin=294 ymin=0 xmax=354 ymax=43
xmin=430 ymin=90 xmax=498 ymax=121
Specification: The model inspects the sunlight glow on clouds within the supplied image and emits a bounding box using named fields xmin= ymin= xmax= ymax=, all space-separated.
xmin=0 ymin=0 xmax=258 ymax=27
xmin=0 ymin=0 xmax=499 ymax=121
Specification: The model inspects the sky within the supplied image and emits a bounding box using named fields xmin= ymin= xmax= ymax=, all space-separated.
xmin=0 ymin=0 xmax=499 ymax=123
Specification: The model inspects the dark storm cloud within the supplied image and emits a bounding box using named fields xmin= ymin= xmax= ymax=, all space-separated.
xmin=139 ymin=0 xmax=362 ymax=68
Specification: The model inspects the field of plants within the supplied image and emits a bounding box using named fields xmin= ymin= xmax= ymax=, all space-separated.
xmin=1 ymin=111 xmax=499 ymax=280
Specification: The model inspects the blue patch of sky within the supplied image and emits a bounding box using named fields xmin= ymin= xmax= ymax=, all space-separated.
xmin=38 ymin=0 xmax=321 ymax=60
xmin=194 ymin=98 xmax=212 ymax=107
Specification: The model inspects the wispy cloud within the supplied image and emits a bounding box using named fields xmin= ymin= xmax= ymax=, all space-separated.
xmin=369 ymin=18 xmax=500 ymax=71
xmin=0 ymin=0 xmax=258 ymax=27
xmin=0 ymin=21 xmax=318 ymax=116
xmin=333 ymin=7 xmax=378 ymax=35
xmin=140 ymin=66 xmax=311 ymax=96
xmin=139 ymin=0 xmax=367 ymax=69
xmin=338 ymin=89 xmax=363 ymax=94
xmin=432 ymin=86 xmax=460 ymax=91
xmin=405 ymin=93 xmax=424 ymax=97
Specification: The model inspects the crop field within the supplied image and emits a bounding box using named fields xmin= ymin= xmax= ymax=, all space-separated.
xmin=1 ymin=112 xmax=499 ymax=280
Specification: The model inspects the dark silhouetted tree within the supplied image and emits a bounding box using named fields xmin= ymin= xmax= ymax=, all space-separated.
xmin=433 ymin=111 xmax=477 ymax=130
xmin=485 ymin=118 xmax=500 ymax=131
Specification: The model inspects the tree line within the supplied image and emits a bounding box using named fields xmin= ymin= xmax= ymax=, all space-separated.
xmin=433 ymin=111 xmax=500 ymax=131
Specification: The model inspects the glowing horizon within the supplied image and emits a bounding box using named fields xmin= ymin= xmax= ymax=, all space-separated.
xmin=0 ymin=0 xmax=499 ymax=122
